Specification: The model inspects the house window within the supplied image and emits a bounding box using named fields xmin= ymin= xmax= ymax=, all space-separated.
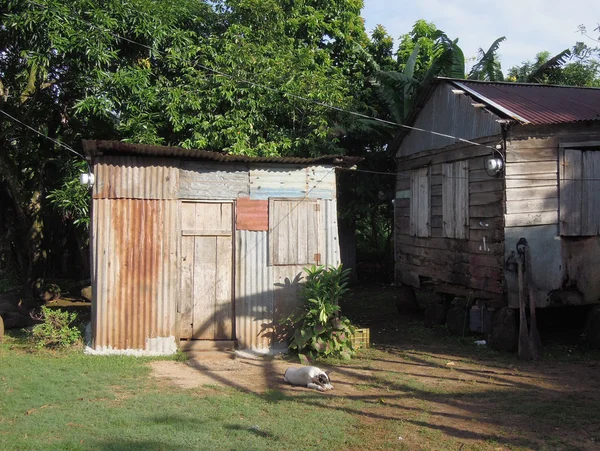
xmin=442 ymin=160 xmax=469 ymax=239
xmin=269 ymin=199 xmax=320 ymax=265
xmin=410 ymin=167 xmax=430 ymax=237
xmin=560 ymin=148 xmax=600 ymax=236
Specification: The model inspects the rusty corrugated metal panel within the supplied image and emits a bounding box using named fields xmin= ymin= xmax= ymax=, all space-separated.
xmin=83 ymin=140 xmax=363 ymax=167
xmin=236 ymin=198 xmax=269 ymax=231
xmin=235 ymin=230 xmax=274 ymax=350
xmin=93 ymin=156 xmax=179 ymax=200
xmin=456 ymin=80 xmax=600 ymax=125
xmin=91 ymin=198 xmax=178 ymax=354
xmin=397 ymin=83 xmax=502 ymax=157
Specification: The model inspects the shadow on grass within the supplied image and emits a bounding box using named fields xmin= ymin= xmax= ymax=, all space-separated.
xmin=178 ymin=284 xmax=600 ymax=450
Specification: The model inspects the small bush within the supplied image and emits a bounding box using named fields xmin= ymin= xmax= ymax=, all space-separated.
xmin=280 ymin=265 xmax=356 ymax=364
xmin=30 ymin=307 xmax=82 ymax=349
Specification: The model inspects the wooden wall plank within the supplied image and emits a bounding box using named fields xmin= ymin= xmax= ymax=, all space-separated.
xmin=395 ymin=234 xmax=504 ymax=256
xmin=397 ymin=243 xmax=504 ymax=268
xmin=396 ymin=262 xmax=503 ymax=293
xmin=193 ymin=236 xmax=216 ymax=339
xmin=505 ymin=211 xmax=558 ymax=227
xmin=214 ymin=236 xmax=233 ymax=339
xmin=506 ymin=186 xmax=558 ymax=201
xmin=505 ymin=173 xmax=557 ymax=189
xmin=469 ymin=180 xmax=504 ymax=193
xmin=470 ymin=191 xmax=503 ymax=205
xmin=506 ymin=198 xmax=558 ymax=214
xmin=506 ymin=161 xmax=557 ymax=175
xmin=506 ymin=148 xmax=558 ymax=162
xmin=560 ymin=148 xmax=582 ymax=235
xmin=179 ymin=236 xmax=194 ymax=339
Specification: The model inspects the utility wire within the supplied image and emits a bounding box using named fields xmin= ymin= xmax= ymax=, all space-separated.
xmin=0 ymin=108 xmax=89 ymax=166
xmin=336 ymin=166 xmax=600 ymax=181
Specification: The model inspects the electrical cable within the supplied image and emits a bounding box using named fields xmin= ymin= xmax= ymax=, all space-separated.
xmin=0 ymin=109 xmax=90 ymax=171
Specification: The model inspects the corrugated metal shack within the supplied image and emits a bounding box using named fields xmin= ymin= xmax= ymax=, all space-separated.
xmin=82 ymin=140 xmax=361 ymax=355
xmin=392 ymin=79 xmax=600 ymax=318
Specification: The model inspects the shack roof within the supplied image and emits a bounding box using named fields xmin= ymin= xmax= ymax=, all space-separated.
xmin=390 ymin=78 xmax=600 ymax=153
xmin=83 ymin=140 xmax=363 ymax=167
xmin=448 ymin=78 xmax=600 ymax=125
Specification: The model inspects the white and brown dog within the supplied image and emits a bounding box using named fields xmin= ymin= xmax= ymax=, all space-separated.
xmin=284 ymin=366 xmax=333 ymax=392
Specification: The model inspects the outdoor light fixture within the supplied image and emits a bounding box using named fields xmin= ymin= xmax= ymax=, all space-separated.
xmin=451 ymin=89 xmax=465 ymax=94
xmin=484 ymin=155 xmax=504 ymax=176
xmin=80 ymin=172 xmax=95 ymax=188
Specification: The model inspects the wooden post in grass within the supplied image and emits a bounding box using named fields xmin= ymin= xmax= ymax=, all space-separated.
xmin=525 ymin=245 xmax=542 ymax=360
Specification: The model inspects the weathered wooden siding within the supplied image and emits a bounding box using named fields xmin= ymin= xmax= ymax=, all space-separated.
xmin=397 ymin=84 xmax=502 ymax=158
xmin=396 ymin=140 xmax=505 ymax=304
xmin=504 ymin=132 xmax=600 ymax=308
xmin=505 ymin=138 xmax=559 ymax=228
xmin=90 ymin=198 xmax=178 ymax=354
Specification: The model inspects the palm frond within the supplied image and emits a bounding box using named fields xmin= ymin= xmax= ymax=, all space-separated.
xmin=526 ymin=49 xmax=572 ymax=83
xmin=468 ymin=36 xmax=506 ymax=81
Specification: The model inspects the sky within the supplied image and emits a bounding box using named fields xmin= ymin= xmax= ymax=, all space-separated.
xmin=361 ymin=0 xmax=600 ymax=72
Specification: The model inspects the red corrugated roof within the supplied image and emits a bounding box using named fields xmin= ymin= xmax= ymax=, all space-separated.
xmin=452 ymin=80 xmax=600 ymax=125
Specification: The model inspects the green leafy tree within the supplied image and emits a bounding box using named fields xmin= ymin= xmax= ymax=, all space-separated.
xmin=1 ymin=0 xmax=365 ymax=296
xmin=507 ymin=43 xmax=599 ymax=87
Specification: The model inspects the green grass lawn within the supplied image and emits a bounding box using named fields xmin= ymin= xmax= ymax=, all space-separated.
xmin=0 ymin=335 xmax=357 ymax=451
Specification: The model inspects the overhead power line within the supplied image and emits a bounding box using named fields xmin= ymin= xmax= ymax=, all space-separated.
xmin=0 ymin=108 xmax=88 ymax=164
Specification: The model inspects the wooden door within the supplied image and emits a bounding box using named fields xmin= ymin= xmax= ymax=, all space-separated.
xmin=180 ymin=202 xmax=233 ymax=340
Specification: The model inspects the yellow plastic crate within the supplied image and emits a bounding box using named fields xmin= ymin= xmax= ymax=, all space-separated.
xmin=351 ymin=328 xmax=370 ymax=349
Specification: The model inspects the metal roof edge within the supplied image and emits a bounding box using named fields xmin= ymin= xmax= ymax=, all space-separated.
xmin=437 ymin=76 xmax=600 ymax=90
xmin=451 ymin=81 xmax=530 ymax=124
xmin=82 ymin=140 xmax=364 ymax=167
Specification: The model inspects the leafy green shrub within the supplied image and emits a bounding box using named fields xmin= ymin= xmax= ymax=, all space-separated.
xmin=30 ymin=307 xmax=82 ymax=349
xmin=280 ymin=265 xmax=356 ymax=364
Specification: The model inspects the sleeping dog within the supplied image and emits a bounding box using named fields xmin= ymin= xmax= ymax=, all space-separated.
xmin=284 ymin=366 xmax=333 ymax=392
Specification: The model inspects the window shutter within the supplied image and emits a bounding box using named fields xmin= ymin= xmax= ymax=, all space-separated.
xmin=442 ymin=161 xmax=469 ymax=239
xmin=560 ymin=149 xmax=583 ymax=236
xmin=410 ymin=167 xmax=430 ymax=237
xmin=560 ymin=148 xmax=600 ymax=236
xmin=269 ymin=199 xmax=319 ymax=265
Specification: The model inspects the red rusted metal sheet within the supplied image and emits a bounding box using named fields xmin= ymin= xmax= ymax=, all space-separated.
xmin=456 ymin=81 xmax=600 ymax=125
xmin=93 ymin=156 xmax=179 ymax=200
xmin=91 ymin=198 xmax=178 ymax=353
xmin=236 ymin=197 xmax=269 ymax=231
